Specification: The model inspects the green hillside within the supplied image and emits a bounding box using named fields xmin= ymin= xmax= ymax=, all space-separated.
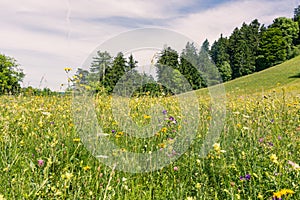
xmin=197 ymin=56 xmax=300 ymax=97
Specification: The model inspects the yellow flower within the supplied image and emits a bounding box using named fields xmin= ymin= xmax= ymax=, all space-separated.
xmin=280 ymin=189 xmax=295 ymax=195
xmin=161 ymin=127 xmax=167 ymax=133
xmin=273 ymin=189 xmax=295 ymax=198
xmin=213 ymin=143 xmax=221 ymax=152
xmin=73 ymin=138 xmax=80 ymax=142
xmin=158 ymin=143 xmax=166 ymax=148
xmin=143 ymin=114 xmax=151 ymax=119
xmin=270 ymin=154 xmax=278 ymax=164
xmin=64 ymin=67 xmax=72 ymax=72
xmin=0 ymin=194 xmax=6 ymax=200
xmin=83 ymin=165 xmax=91 ymax=171
xmin=257 ymin=193 xmax=263 ymax=199
xmin=64 ymin=172 xmax=73 ymax=180
xmin=195 ymin=183 xmax=201 ymax=189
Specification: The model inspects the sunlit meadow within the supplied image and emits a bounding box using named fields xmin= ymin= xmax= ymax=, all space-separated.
xmin=0 ymin=80 xmax=299 ymax=199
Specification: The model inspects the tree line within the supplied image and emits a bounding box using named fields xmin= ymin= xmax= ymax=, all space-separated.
xmin=74 ymin=5 xmax=300 ymax=95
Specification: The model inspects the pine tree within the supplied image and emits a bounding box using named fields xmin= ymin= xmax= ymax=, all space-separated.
xmin=210 ymin=34 xmax=232 ymax=81
xmin=179 ymin=42 xmax=204 ymax=90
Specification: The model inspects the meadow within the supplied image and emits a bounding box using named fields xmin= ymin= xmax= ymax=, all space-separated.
xmin=0 ymin=57 xmax=300 ymax=199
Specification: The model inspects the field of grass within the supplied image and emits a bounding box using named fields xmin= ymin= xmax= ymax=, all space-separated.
xmin=0 ymin=57 xmax=299 ymax=199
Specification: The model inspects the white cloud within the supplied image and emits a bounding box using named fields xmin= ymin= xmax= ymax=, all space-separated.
xmin=170 ymin=0 xmax=298 ymax=44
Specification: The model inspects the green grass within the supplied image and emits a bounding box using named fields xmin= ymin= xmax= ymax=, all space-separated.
xmin=224 ymin=56 xmax=300 ymax=95
xmin=0 ymin=57 xmax=299 ymax=200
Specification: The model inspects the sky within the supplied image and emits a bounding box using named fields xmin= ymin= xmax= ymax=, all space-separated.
xmin=0 ymin=0 xmax=299 ymax=91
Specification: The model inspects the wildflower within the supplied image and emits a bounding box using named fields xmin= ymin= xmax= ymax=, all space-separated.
xmin=278 ymin=136 xmax=282 ymax=140
xmin=64 ymin=172 xmax=73 ymax=180
xmin=268 ymin=142 xmax=274 ymax=146
xmin=273 ymin=189 xmax=295 ymax=199
xmin=259 ymin=138 xmax=264 ymax=143
xmin=122 ymin=177 xmax=127 ymax=182
xmin=0 ymin=194 xmax=6 ymax=200
xmin=173 ymin=166 xmax=179 ymax=171
xmin=83 ymin=165 xmax=91 ymax=171
xmin=37 ymin=160 xmax=44 ymax=167
xmin=162 ymin=110 xmax=167 ymax=115
xmin=213 ymin=143 xmax=221 ymax=152
xmin=213 ymin=143 xmax=226 ymax=154
xmin=111 ymin=129 xmax=116 ymax=133
xmin=240 ymin=174 xmax=251 ymax=181
xmin=270 ymin=154 xmax=278 ymax=164
xmin=41 ymin=111 xmax=51 ymax=116
xmin=64 ymin=67 xmax=72 ymax=72
xmin=73 ymin=138 xmax=80 ymax=142
xmin=158 ymin=143 xmax=166 ymax=148
xmin=195 ymin=183 xmax=201 ymax=189
xmin=161 ymin=127 xmax=167 ymax=133
xmin=143 ymin=114 xmax=151 ymax=119
xmin=245 ymin=174 xmax=251 ymax=180
xmin=288 ymin=160 xmax=300 ymax=170
xmin=257 ymin=193 xmax=263 ymax=199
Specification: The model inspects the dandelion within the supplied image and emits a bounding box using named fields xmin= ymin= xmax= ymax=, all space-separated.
xmin=37 ymin=159 xmax=44 ymax=167
xmin=273 ymin=189 xmax=295 ymax=199
xmin=83 ymin=165 xmax=91 ymax=171
xmin=270 ymin=154 xmax=279 ymax=164
xmin=64 ymin=67 xmax=72 ymax=72
xmin=73 ymin=138 xmax=80 ymax=142
xmin=143 ymin=114 xmax=151 ymax=119
xmin=161 ymin=127 xmax=167 ymax=133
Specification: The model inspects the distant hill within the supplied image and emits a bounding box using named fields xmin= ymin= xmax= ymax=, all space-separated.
xmin=196 ymin=55 xmax=300 ymax=97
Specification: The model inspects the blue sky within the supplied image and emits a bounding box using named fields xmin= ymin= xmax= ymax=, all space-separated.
xmin=0 ymin=0 xmax=298 ymax=91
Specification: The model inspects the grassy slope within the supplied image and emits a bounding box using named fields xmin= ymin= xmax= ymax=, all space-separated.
xmin=197 ymin=56 xmax=300 ymax=97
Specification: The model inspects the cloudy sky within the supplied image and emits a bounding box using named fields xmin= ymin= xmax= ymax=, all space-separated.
xmin=0 ymin=0 xmax=298 ymax=91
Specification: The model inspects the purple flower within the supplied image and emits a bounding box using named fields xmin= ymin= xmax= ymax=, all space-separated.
xmin=245 ymin=174 xmax=251 ymax=180
xmin=270 ymin=119 xmax=274 ymax=123
xmin=259 ymin=138 xmax=264 ymax=143
xmin=162 ymin=110 xmax=167 ymax=115
xmin=268 ymin=142 xmax=274 ymax=146
xmin=240 ymin=174 xmax=251 ymax=181
xmin=169 ymin=116 xmax=175 ymax=121
xmin=111 ymin=129 xmax=116 ymax=133
xmin=278 ymin=136 xmax=282 ymax=140
xmin=38 ymin=159 xmax=44 ymax=167
xmin=173 ymin=166 xmax=179 ymax=171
